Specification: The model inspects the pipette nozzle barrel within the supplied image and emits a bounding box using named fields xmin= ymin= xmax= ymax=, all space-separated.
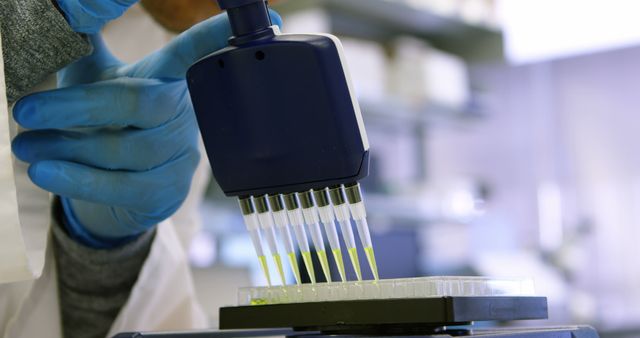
xmin=239 ymin=196 xmax=255 ymax=215
xmin=283 ymin=193 xmax=300 ymax=210
xmin=254 ymin=195 xmax=269 ymax=213
xmin=268 ymin=194 xmax=285 ymax=212
xmin=298 ymin=191 xmax=315 ymax=209
xmin=344 ymin=182 xmax=363 ymax=204
xmin=329 ymin=185 xmax=347 ymax=205
xmin=313 ymin=188 xmax=331 ymax=207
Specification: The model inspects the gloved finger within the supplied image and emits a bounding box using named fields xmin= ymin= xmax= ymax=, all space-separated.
xmin=13 ymin=78 xmax=187 ymax=130
xmin=118 ymin=9 xmax=282 ymax=80
xmin=58 ymin=35 xmax=124 ymax=87
xmin=66 ymin=198 xmax=162 ymax=237
xmin=28 ymin=154 xmax=199 ymax=211
xmin=12 ymin=122 xmax=196 ymax=171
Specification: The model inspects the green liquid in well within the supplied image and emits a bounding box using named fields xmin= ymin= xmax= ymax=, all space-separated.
xmin=258 ymin=255 xmax=271 ymax=286
xmin=273 ymin=254 xmax=286 ymax=285
xmin=288 ymin=252 xmax=301 ymax=285
xmin=316 ymin=249 xmax=332 ymax=283
xmin=364 ymin=246 xmax=379 ymax=280
xmin=301 ymin=251 xmax=316 ymax=284
xmin=332 ymin=248 xmax=347 ymax=282
xmin=348 ymin=247 xmax=362 ymax=281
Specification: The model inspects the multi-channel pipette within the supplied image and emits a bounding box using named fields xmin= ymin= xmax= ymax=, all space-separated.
xmin=267 ymin=194 xmax=302 ymax=285
xmin=238 ymin=197 xmax=271 ymax=286
xmin=187 ymin=0 xmax=374 ymax=285
xmin=298 ymin=191 xmax=334 ymax=282
xmin=309 ymin=189 xmax=350 ymax=282
xmin=345 ymin=183 xmax=379 ymax=280
xmin=254 ymin=195 xmax=287 ymax=285
xmin=283 ymin=193 xmax=317 ymax=284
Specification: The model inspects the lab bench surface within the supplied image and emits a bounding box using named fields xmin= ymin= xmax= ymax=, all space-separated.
xmin=114 ymin=326 xmax=598 ymax=337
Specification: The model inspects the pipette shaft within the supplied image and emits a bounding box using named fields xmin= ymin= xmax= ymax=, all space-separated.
xmin=327 ymin=186 xmax=362 ymax=281
xmin=268 ymin=194 xmax=302 ymax=285
xmin=254 ymin=195 xmax=287 ymax=285
xmin=313 ymin=189 xmax=353 ymax=282
xmin=298 ymin=191 xmax=334 ymax=282
xmin=238 ymin=197 xmax=271 ymax=286
xmin=344 ymin=183 xmax=379 ymax=280
xmin=283 ymin=193 xmax=317 ymax=284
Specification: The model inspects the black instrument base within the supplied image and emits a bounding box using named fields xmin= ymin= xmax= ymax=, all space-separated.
xmin=220 ymin=297 xmax=549 ymax=331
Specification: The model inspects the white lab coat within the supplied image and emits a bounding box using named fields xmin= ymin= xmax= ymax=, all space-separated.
xmin=0 ymin=136 xmax=211 ymax=338
xmin=0 ymin=22 xmax=212 ymax=337
xmin=0 ymin=150 xmax=212 ymax=337
xmin=0 ymin=220 xmax=209 ymax=338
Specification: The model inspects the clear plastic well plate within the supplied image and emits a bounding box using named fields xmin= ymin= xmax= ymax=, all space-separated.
xmin=238 ymin=276 xmax=536 ymax=306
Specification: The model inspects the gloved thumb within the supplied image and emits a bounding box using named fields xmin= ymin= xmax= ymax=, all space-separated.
xmin=117 ymin=10 xmax=282 ymax=80
xmin=57 ymin=0 xmax=139 ymax=34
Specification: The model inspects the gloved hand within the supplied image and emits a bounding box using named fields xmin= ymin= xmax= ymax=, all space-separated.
xmin=55 ymin=0 xmax=139 ymax=34
xmin=12 ymin=11 xmax=283 ymax=248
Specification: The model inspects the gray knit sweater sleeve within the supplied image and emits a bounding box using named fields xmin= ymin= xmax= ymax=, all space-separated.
xmin=1 ymin=0 xmax=92 ymax=103
xmin=52 ymin=200 xmax=156 ymax=338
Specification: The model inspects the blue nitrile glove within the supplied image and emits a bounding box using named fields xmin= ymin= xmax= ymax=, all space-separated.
xmin=12 ymin=11 xmax=283 ymax=248
xmin=55 ymin=0 xmax=138 ymax=34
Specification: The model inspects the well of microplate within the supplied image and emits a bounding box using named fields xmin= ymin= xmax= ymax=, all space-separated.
xmin=237 ymin=276 xmax=535 ymax=305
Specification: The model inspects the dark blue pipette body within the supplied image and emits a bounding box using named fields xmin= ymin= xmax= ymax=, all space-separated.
xmin=187 ymin=0 xmax=369 ymax=197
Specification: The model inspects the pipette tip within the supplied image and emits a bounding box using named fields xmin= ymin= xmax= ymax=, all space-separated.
xmin=272 ymin=254 xmax=286 ymax=285
xmin=331 ymin=248 xmax=347 ymax=282
xmin=258 ymin=255 xmax=271 ymax=286
xmin=301 ymin=251 xmax=316 ymax=284
xmin=316 ymin=249 xmax=333 ymax=283
xmin=347 ymin=247 xmax=362 ymax=281
xmin=287 ymin=252 xmax=302 ymax=285
xmin=364 ymin=246 xmax=379 ymax=281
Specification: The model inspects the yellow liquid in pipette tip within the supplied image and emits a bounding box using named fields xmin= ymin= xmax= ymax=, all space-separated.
xmin=347 ymin=247 xmax=362 ymax=281
xmin=332 ymin=248 xmax=347 ymax=282
xmin=258 ymin=255 xmax=271 ymax=286
xmin=301 ymin=251 xmax=316 ymax=284
xmin=272 ymin=254 xmax=286 ymax=285
xmin=287 ymin=252 xmax=302 ymax=285
xmin=364 ymin=246 xmax=379 ymax=281
xmin=316 ymin=250 xmax=332 ymax=283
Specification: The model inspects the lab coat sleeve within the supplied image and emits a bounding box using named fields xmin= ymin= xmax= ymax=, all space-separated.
xmin=50 ymin=200 xmax=157 ymax=338
xmin=0 ymin=0 xmax=92 ymax=103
